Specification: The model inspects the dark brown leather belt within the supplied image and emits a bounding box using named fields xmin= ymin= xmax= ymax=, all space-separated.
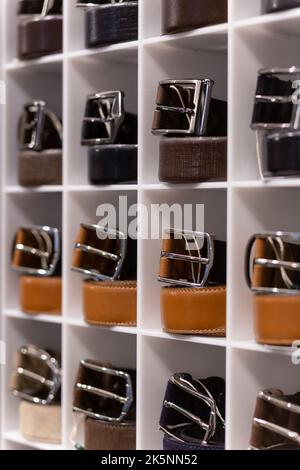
xmin=18 ymin=101 xmax=63 ymax=187
xmin=158 ymin=230 xmax=226 ymax=336
xmin=73 ymin=360 xmax=136 ymax=450
xmin=17 ymin=0 xmax=63 ymax=60
xmin=263 ymin=0 xmax=300 ymax=13
xmin=161 ymin=0 xmax=228 ymax=35
xmin=250 ymin=389 xmax=300 ymax=450
xmin=152 ymin=79 xmax=227 ymax=184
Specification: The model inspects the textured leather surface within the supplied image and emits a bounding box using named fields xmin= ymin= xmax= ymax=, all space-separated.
xmin=20 ymin=401 xmax=61 ymax=445
xmin=85 ymin=418 xmax=136 ymax=450
xmin=250 ymin=390 xmax=300 ymax=450
xmin=161 ymin=287 xmax=226 ymax=335
xmin=161 ymin=0 xmax=228 ymax=35
xmin=88 ymin=145 xmax=137 ymax=184
xmin=19 ymin=150 xmax=62 ymax=186
xmin=83 ymin=280 xmax=137 ymax=326
xmin=263 ymin=132 xmax=300 ymax=177
xmin=263 ymin=0 xmax=300 ymax=13
xmin=20 ymin=276 xmax=62 ymax=315
xmin=18 ymin=17 xmax=63 ymax=60
xmin=159 ymin=137 xmax=227 ymax=183
xmin=163 ymin=435 xmax=224 ymax=451
xmin=253 ymin=294 xmax=300 ymax=345
xmin=84 ymin=4 xmax=138 ymax=48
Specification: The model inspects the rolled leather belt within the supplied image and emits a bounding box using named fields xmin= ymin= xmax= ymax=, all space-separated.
xmin=72 ymin=224 xmax=137 ymax=326
xmin=73 ymin=360 xmax=136 ymax=450
xmin=160 ymin=374 xmax=225 ymax=450
xmin=159 ymin=232 xmax=226 ymax=335
xmin=152 ymin=79 xmax=227 ymax=184
xmin=18 ymin=101 xmax=63 ymax=187
xmin=263 ymin=0 xmax=300 ymax=13
xmin=250 ymin=389 xmax=300 ymax=450
xmin=20 ymin=401 xmax=61 ymax=444
xmin=20 ymin=276 xmax=62 ymax=316
xmin=161 ymin=0 xmax=228 ymax=35
xmin=88 ymin=145 xmax=137 ymax=185
xmin=77 ymin=1 xmax=138 ymax=49
xmin=17 ymin=0 xmax=63 ymax=60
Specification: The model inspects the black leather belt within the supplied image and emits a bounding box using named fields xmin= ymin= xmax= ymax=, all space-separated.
xmin=18 ymin=100 xmax=63 ymax=187
xmin=17 ymin=0 xmax=63 ymax=60
xmin=263 ymin=0 xmax=300 ymax=13
xmin=251 ymin=67 xmax=300 ymax=179
xmin=159 ymin=374 xmax=225 ymax=451
xmin=161 ymin=0 xmax=227 ymax=35
xmin=81 ymin=91 xmax=138 ymax=185
xmin=152 ymin=79 xmax=227 ymax=183
xmin=76 ymin=1 xmax=138 ymax=49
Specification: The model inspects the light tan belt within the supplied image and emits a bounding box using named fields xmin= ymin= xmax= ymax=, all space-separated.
xmin=161 ymin=287 xmax=226 ymax=336
xmin=83 ymin=280 xmax=137 ymax=327
xmin=85 ymin=418 xmax=136 ymax=451
xmin=20 ymin=401 xmax=61 ymax=445
xmin=20 ymin=276 xmax=62 ymax=315
xmin=254 ymin=295 xmax=300 ymax=346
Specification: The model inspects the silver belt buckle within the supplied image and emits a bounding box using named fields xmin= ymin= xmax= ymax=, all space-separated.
xmin=10 ymin=345 xmax=61 ymax=405
xmin=245 ymin=231 xmax=300 ymax=295
xmin=71 ymin=224 xmax=127 ymax=281
xmin=152 ymin=79 xmax=214 ymax=137
xmin=160 ymin=373 xmax=225 ymax=445
xmin=158 ymin=229 xmax=215 ymax=288
xmin=20 ymin=101 xmax=46 ymax=151
xmin=81 ymin=91 xmax=125 ymax=145
xmin=250 ymin=389 xmax=300 ymax=450
xmin=12 ymin=225 xmax=60 ymax=277
xmin=73 ymin=360 xmax=134 ymax=423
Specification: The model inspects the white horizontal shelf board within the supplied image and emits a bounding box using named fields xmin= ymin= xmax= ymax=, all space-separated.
xmin=234 ymin=7 xmax=300 ymax=35
xmin=67 ymin=41 xmax=138 ymax=64
xmin=232 ymin=340 xmax=296 ymax=357
xmin=5 ymin=53 xmax=63 ymax=72
xmin=143 ymin=23 xmax=228 ymax=52
xmin=141 ymin=182 xmax=228 ymax=191
xmin=67 ymin=184 xmax=138 ymax=192
xmin=5 ymin=185 xmax=63 ymax=194
xmin=5 ymin=309 xmax=62 ymax=325
xmin=67 ymin=317 xmax=137 ymax=336
xmin=4 ymin=430 xmax=63 ymax=451
xmin=233 ymin=179 xmax=300 ymax=189
xmin=142 ymin=328 xmax=227 ymax=347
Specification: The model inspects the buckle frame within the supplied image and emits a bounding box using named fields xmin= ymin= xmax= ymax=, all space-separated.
xmin=81 ymin=91 xmax=125 ymax=146
xmin=11 ymin=345 xmax=61 ymax=405
xmin=152 ymin=79 xmax=214 ymax=137
xmin=71 ymin=224 xmax=127 ymax=281
xmin=12 ymin=225 xmax=60 ymax=277
xmin=76 ymin=0 xmax=138 ymax=7
xmin=20 ymin=101 xmax=46 ymax=151
xmin=158 ymin=229 xmax=215 ymax=288
xmin=160 ymin=374 xmax=225 ymax=446
xmin=73 ymin=360 xmax=133 ymax=423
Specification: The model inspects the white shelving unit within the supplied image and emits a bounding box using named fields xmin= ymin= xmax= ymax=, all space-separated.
xmin=0 ymin=0 xmax=299 ymax=451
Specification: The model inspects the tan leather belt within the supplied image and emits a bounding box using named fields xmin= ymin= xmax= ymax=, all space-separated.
xmin=19 ymin=150 xmax=62 ymax=187
xmin=20 ymin=276 xmax=62 ymax=316
xmin=20 ymin=401 xmax=61 ymax=445
xmin=161 ymin=0 xmax=228 ymax=35
xmin=158 ymin=230 xmax=226 ymax=336
xmin=250 ymin=389 xmax=300 ymax=450
xmin=159 ymin=137 xmax=227 ymax=183
xmin=83 ymin=280 xmax=137 ymax=327
xmin=85 ymin=418 xmax=136 ymax=450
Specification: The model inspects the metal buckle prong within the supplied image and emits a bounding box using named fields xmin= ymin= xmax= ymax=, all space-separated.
xmin=75 ymin=243 xmax=119 ymax=262
xmin=164 ymin=400 xmax=210 ymax=432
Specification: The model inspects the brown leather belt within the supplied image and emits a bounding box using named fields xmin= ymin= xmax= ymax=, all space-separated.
xmin=152 ymin=80 xmax=227 ymax=184
xmin=161 ymin=0 xmax=228 ymax=35
xmin=20 ymin=276 xmax=62 ymax=316
xmin=159 ymin=137 xmax=227 ymax=183
xmin=72 ymin=224 xmax=137 ymax=326
xmin=250 ymin=389 xmax=300 ymax=450
xmin=19 ymin=150 xmax=62 ymax=187
xmin=20 ymin=401 xmax=62 ymax=445
xmin=85 ymin=419 xmax=136 ymax=451
xmin=159 ymin=230 xmax=226 ymax=336
xmin=246 ymin=232 xmax=300 ymax=345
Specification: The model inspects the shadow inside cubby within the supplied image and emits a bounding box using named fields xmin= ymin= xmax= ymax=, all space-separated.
xmin=139 ymin=188 xmax=227 ymax=329
xmin=231 ymin=27 xmax=300 ymax=182
xmin=64 ymin=325 xmax=137 ymax=449
xmin=228 ymin=348 xmax=300 ymax=450
xmin=139 ymin=336 xmax=226 ymax=450
xmin=65 ymin=58 xmax=138 ymax=186
xmin=140 ymin=45 xmax=227 ymax=184
xmin=230 ymin=186 xmax=300 ymax=341
xmin=4 ymin=192 xmax=62 ymax=311
xmin=65 ymin=190 xmax=137 ymax=321
xmin=4 ymin=318 xmax=62 ymax=433
xmin=5 ymin=69 xmax=63 ymax=186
